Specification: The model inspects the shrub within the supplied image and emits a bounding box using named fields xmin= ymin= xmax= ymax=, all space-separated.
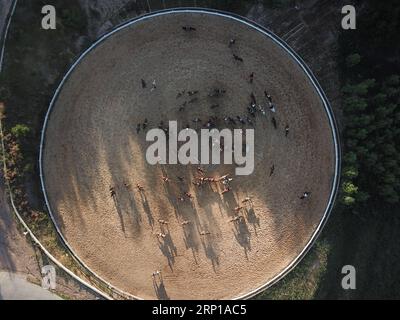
xmin=346 ymin=53 xmax=361 ymax=68
xmin=10 ymin=124 xmax=30 ymax=139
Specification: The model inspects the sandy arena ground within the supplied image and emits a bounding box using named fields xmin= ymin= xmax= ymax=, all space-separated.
xmin=41 ymin=11 xmax=337 ymax=300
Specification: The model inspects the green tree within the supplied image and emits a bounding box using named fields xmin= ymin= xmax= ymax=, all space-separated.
xmin=11 ymin=124 xmax=30 ymax=139
xmin=346 ymin=53 xmax=361 ymax=68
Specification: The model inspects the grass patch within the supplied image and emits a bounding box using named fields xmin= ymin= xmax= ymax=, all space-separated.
xmin=257 ymin=240 xmax=330 ymax=300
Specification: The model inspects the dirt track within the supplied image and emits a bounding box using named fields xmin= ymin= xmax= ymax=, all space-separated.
xmin=42 ymin=11 xmax=337 ymax=300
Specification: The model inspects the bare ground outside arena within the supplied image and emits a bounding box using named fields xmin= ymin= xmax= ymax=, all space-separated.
xmin=42 ymin=11 xmax=337 ymax=300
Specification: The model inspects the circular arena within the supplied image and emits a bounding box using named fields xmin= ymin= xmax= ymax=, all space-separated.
xmin=40 ymin=9 xmax=340 ymax=300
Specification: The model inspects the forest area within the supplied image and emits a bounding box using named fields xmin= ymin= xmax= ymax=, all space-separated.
xmin=339 ymin=0 xmax=400 ymax=208
xmin=316 ymin=0 xmax=400 ymax=299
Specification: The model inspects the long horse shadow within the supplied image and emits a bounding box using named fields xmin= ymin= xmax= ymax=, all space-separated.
xmin=139 ymin=191 xmax=155 ymax=229
xmin=200 ymin=234 xmax=220 ymax=272
xmin=245 ymin=206 xmax=260 ymax=235
xmin=111 ymin=193 xmax=126 ymax=233
xmin=232 ymin=218 xmax=251 ymax=259
xmin=112 ymin=184 xmax=144 ymax=237
xmin=221 ymin=187 xmax=240 ymax=216
xmin=153 ymin=277 xmax=170 ymax=300
xmin=182 ymin=221 xmax=200 ymax=264
xmin=157 ymin=229 xmax=178 ymax=271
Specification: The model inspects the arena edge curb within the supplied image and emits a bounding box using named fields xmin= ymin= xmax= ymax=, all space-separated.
xmin=39 ymin=8 xmax=342 ymax=300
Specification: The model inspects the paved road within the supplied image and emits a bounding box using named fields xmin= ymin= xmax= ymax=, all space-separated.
xmin=0 ymin=1 xmax=100 ymax=300
xmin=0 ymin=180 xmax=45 ymax=299
xmin=0 ymin=272 xmax=61 ymax=300
xmin=0 ymin=0 xmax=13 ymax=36
xmin=0 ymin=0 xmax=14 ymax=71
xmin=0 ymin=0 xmax=47 ymax=300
